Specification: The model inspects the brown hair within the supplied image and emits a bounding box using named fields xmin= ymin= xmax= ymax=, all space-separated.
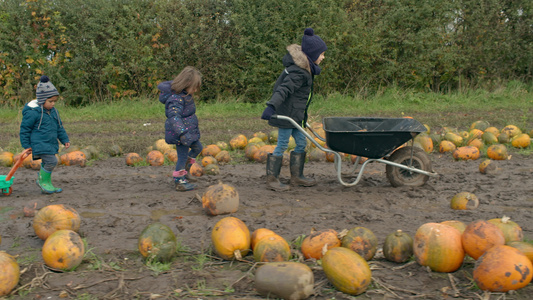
xmin=171 ymin=66 xmax=202 ymax=94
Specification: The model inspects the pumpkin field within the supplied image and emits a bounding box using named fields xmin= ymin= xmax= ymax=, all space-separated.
xmin=1 ymin=119 xmax=533 ymax=300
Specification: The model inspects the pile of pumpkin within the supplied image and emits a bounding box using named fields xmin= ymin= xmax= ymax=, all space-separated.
xmin=0 ymin=204 xmax=84 ymax=296
xmin=0 ymin=145 xmax=99 ymax=170
xmin=413 ymin=120 xmax=532 ymax=162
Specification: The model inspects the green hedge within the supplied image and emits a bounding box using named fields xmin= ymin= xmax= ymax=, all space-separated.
xmin=0 ymin=0 xmax=531 ymax=106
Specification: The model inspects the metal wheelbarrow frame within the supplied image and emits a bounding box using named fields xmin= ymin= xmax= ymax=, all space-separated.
xmin=272 ymin=115 xmax=438 ymax=187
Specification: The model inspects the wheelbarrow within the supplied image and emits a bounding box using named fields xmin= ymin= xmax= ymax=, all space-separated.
xmin=1 ymin=149 xmax=31 ymax=196
xmin=271 ymin=115 xmax=438 ymax=187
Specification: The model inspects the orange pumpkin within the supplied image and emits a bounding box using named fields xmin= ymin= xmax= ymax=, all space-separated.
xmin=253 ymin=234 xmax=291 ymax=262
xmin=462 ymin=220 xmax=505 ymax=260
xmin=24 ymin=156 xmax=42 ymax=170
xmin=0 ymin=151 xmax=14 ymax=167
xmin=511 ymin=133 xmax=531 ymax=148
xmin=479 ymin=159 xmax=498 ymax=174
xmin=340 ymin=227 xmax=378 ymax=261
xmin=125 ymin=152 xmax=143 ymax=166
xmin=487 ymin=216 xmax=523 ymax=244
xmin=440 ymin=220 xmax=467 ymax=234
xmin=507 ymin=241 xmax=533 ymax=265
xmin=201 ymin=156 xmax=217 ymax=167
xmin=201 ymin=182 xmax=239 ymax=216
xmin=452 ymin=146 xmax=480 ymax=160
xmin=215 ymin=150 xmax=231 ymax=164
xmin=163 ymin=149 xmax=177 ymax=163
xmin=251 ymin=228 xmax=277 ymax=250
xmin=382 ymin=230 xmax=414 ymax=263
xmin=321 ymin=247 xmax=372 ymax=295
xmin=450 ymin=192 xmax=479 ymax=210
xmin=253 ymin=149 xmax=269 ymax=163
xmin=414 ymin=134 xmax=433 ymax=153
xmin=468 ymin=128 xmax=484 ymax=139
xmin=254 ymin=262 xmax=314 ymax=300
xmin=253 ymin=131 xmax=269 ymax=142
xmin=229 ymin=134 xmax=248 ymax=150
xmin=211 ymin=217 xmax=250 ymax=260
xmin=466 ymin=138 xmax=484 ymax=150
xmin=484 ymin=126 xmax=500 ymax=136
xmin=42 ymin=229 xmax=85 ymax=270
xmin=189 ymin=162 xmax=204 ymax=177
xmin=487 ymin=144 xmax=508 ymax=160
xmin=201 ymin=144 xmax=222 ymax=157
xmin=438 ymin=140 xmax=456 ymax=153
xmin=60 ymin=150 xmax=87 ymax=167
xmin=301 ymin=229 xmax=341 ymax=260
xmin=0 ymin=251 xmax=20 ymax=296
xmin=33 ymin=204 xmax=81 ymax=240
xmin=244 ymin=143 xmax=260 ymax=160
xmin=414 ymin=223 xmax=464 ymax=272
xmin=473 ymin=245 xmax=532 ymax=292
xmin=216 ymin=141 xmax=229 ymax=151
xmin=146 ymin=150 xmax=164 ymax=166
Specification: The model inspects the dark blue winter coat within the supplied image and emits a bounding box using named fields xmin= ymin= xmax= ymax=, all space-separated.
xmin=158 ymin=81 xmax=200 ymax=146
xmin=19 ymin=99 xmax=69 ymax=156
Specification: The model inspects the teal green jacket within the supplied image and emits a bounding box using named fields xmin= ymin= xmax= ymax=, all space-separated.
xmin=19 ymin=99 xmax=69 ymax=156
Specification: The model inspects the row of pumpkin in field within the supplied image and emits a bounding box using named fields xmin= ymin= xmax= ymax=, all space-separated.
xmin=413 ymin=120 xmax=532 ymax=161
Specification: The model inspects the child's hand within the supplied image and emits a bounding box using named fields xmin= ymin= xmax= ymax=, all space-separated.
xmin=64 ymin=142 xmax=71 ymax=149
xmin=261 ymin=105 xmax=276 ymax=120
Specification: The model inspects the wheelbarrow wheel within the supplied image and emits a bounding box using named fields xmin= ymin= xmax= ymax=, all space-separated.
xmin=2 ymin=187 xmax=13 ymax=196
xmin=385 ymin=146 xmax=432 ymax=187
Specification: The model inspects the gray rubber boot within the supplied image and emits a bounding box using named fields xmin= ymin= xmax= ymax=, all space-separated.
xmin=266 ymin=154 xmax=290 ymax=191
xmin=289 ymin=152 xmax=317 ymax=187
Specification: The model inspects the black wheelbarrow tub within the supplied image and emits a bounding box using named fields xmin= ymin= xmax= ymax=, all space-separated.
xmin=323 ymin=117 xmax=427 ymax=159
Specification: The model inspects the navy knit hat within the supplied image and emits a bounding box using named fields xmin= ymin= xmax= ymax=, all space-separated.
xmin=301 ymin=28 xmax=327 ymax=62
xmin=36 ymin=75 xmax=59 ymax=105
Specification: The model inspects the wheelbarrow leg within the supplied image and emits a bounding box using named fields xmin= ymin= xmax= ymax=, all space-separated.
xmin=266 ymin=154 xmax=290 ymax=191
xmin=289 ymin=151 xmax=316 ymax=187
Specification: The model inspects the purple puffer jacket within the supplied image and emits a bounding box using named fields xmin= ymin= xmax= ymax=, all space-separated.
xmin=158 ymin=81 xmax=200 ymax=146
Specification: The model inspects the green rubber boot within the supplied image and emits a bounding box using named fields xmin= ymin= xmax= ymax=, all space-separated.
xmin=36 ymin=167 xmax=62 ymax=194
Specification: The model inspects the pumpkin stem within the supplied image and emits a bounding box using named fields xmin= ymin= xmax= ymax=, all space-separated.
xmin=395 ymin=229 xmax=404 ymax=237
xmin=233 ymin=249 xmax=242 ymax=260
xmin=501 ymin=215 xmax=510 ymax=223
xmin=337 ymin=229 xmax=348 ymax=239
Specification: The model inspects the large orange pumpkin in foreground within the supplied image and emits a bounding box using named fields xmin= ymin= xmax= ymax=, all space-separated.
xmin=508 ymin=241 xmax=533 ymax=265
xmin=473 ymin=245 xmax=532 ymax=292
xmin=301 ymin=229 xmax=341 ymax=260
xmin=211 ymin=217 xmax=250 ymax=260
xmin=321 ymin=247 xmax=372 ymax=296
xmin=0 ymin=251 xmax=20 ymax=296
xmin=414 ymin=223 xmax=464 ymax=272
xmin=462 ymin=220 xmax=505 ymax=260
xmin=33 ymin=204 xmax=81 ymax=240
xmin=42 ymin=229 xmax=85 ymax=270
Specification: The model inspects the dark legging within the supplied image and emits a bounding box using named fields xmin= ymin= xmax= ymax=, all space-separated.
xmin=39 ymin=154 xmax=58 ymax=172
xmin=175 ymin=141 xmax=203 ymax=171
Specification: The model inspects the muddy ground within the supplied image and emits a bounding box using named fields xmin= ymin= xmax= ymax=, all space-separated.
xmin=1 ymin=148 xmax=533 ymax=300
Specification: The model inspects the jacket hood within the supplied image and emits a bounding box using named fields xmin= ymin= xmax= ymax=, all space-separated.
xmin=284 ymin=44 xmax=311 ymax=73
xmin=158 ymin=81 xmax=173 ymax=104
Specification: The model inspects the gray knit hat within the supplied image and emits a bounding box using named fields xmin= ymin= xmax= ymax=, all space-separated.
xmin=36 ymin=75 xmax=59 ymax=105
xmin=301 ymin=28 xmax=327 ymax=62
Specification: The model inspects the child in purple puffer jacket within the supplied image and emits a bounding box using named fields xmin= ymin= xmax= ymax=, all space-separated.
xmin=158 ymin=66 xmax=203 ymax=191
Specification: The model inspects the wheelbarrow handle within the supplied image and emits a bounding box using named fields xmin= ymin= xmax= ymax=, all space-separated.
xmin=5 ymin=149 xmax=31 ymax=182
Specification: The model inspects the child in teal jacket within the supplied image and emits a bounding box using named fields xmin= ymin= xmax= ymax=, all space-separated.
xmin=20 ymin=75 xmax=70 ymax=193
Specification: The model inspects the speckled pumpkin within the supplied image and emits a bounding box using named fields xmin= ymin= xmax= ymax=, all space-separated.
xmin=438 ymin=140 xmax=456 ymax=153
xmin=507 ymin=241 xmax=533 ymax=265
xmin=125 ymin=152 xmax=143 ymax=166
xmin=211 ymin=217 xmax=250 ymax=260
xmin=0 ymin=251 xmax=20 ymax=296
xmin=201 ymin=182 xmax=239 ymax=216
xmin=473 ymin=245 xmax=532 ymax=292
xmin=383 ymin=230 xmax=414 ymax=263
xmin=253 ymin=234 xmax=291 ymax=262
xmin=450 ymin=192 xmax=479 ymax=210
xmin=321 ymin=247 xmax=372 ymax=295
xmin=452 ymin=146 xmax=480 ymax=160
xmin=33 ymin=204 xmax=81 ymax=240
xmin=414 ymin=223 xmax=464 ymax=272
xmin=138 ymin=223 xmax=177 ymax=263
xmin=42 ymin=229 xmax=85 ymax=270
xmin=486 ymin=144 xmax=508 ymax=160
xmin=146 ymin=150 xmax=164 ymax=166
xmin=340 ymin=226 xmax=378 ymax=261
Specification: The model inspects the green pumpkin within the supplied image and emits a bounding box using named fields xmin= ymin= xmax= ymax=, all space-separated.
xmin=138 ymin=223 xmax=177 ymax=263
xmin=383 ymin=230 xmax=414 ymax=263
